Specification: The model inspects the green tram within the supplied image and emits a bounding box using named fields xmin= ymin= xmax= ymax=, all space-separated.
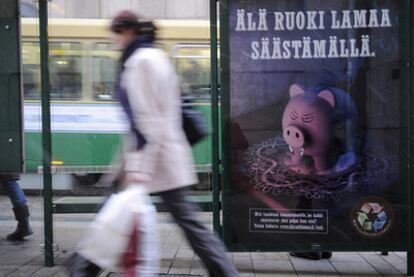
xmin=21 ymin=18 xmax=213 ymax=189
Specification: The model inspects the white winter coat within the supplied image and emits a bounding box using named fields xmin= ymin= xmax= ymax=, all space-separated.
xmin=120 ymin=47 xmax=198 ymax=193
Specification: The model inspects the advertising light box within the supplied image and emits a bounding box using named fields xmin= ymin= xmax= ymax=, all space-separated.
xmin=223 ymin=0 xmax=409 ymax=251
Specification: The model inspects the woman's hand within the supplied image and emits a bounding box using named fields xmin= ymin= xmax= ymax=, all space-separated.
xmin=123 ymin=172 xmax=152 ymax=185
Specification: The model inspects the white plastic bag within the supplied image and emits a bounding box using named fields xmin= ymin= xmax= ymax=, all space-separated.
xmin=78 ymin=185 xmax=158 ymax=275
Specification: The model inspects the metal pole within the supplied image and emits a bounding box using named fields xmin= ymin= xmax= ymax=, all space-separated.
xmin=210 ymin=0 xmax=221 ymax=235
xmin=407 ymin=0 xmax=414 ymax=274
xmin=219 ymin=0 xmax=231 ymax=245
xmin=38 ymin=0 xmax=54 ymax=266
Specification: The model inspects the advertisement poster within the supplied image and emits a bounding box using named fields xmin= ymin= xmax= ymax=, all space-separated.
xmin=225 ymin=0 xmax=409 ymax=250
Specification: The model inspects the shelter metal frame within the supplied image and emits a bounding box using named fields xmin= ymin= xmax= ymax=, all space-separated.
xmin=37 ymin=0 xmax=414 ymax=274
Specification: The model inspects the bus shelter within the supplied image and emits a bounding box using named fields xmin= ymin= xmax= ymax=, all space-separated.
xmin=30 ymin=0 xmax=414 ymax=274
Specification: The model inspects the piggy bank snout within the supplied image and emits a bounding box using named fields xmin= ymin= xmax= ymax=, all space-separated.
xmin=283 ymin=125 xmax=306 ymax=148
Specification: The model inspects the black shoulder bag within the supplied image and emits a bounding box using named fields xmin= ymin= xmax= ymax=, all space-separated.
xmin=182 ymin=97 xmax=208 ymax=145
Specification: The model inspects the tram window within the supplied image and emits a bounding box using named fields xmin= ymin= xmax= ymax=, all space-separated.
xmin=172 ymin=45 xmax=216 ymax=99
xmin=22 ymin=42 xmax=41 ymax=100
xmin=91 ymin=43 xmax=119 ymax=101
xmin=49 ymin=42 xmax=83 ymax=100
xmin=21 ymin=41 xmax=83 ymax=100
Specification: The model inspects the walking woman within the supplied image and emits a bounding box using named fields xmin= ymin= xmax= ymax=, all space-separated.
xmin=69 ymin=10 xmax=239 ymax=277
xmin=110 ymin=10 xmax=239 ymax=277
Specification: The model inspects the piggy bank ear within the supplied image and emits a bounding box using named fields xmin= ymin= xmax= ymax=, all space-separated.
xmin=289 ymin=84 xmax=305 ymax=98
xmin=318 ymin=90 xmax=335 ymax=107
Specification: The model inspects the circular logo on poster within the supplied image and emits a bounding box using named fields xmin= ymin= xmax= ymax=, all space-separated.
xmin=351 ymin=196 xmax=393 ymax=239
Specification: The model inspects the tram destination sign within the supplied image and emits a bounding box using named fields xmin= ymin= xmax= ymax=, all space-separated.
xmin=224 ymin=0 xmax=408 ymax=251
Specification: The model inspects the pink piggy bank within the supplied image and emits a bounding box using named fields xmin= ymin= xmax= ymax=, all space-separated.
xmin=282 ymin=84 xmax=336 ymax=175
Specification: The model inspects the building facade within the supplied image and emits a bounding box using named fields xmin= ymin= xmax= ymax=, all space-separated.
xmin=21 ymin=0 xmax=209 ymax=19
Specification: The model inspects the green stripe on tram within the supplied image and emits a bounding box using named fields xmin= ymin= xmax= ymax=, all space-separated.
xmin=24 ymin=104 xmax=214 ymax=173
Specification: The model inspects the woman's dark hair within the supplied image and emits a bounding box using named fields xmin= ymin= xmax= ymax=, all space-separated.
xmin=110 ymin=10 xmax=157 ymax=40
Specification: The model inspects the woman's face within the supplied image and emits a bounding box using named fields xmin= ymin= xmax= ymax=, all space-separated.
xmin=112 ymin=29 xmax=136 ymax=50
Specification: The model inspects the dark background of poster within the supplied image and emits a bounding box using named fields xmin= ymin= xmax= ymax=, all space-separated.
xmin=226 ymin=0 xmax=409 ymax=250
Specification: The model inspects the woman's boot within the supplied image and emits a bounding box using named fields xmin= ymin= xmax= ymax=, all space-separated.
xmin=7 ymin=204 xmax=33 ymax=241
xmin=67 ymin=253 xmax=101 ymax=277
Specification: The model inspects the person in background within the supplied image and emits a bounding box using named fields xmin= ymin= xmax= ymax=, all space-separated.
xmin=108 ymin=10 xmax=239 ymax=277
xmin=0 ymin=174 xmax=33 ymax=241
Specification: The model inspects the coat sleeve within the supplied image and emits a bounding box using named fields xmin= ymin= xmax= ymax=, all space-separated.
xmin=121 ymin=55 xmax=168 ymax=175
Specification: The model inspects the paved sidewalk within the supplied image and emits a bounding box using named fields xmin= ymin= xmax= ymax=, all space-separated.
xmin=0 ymin=196 xmax=409 ymax=276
